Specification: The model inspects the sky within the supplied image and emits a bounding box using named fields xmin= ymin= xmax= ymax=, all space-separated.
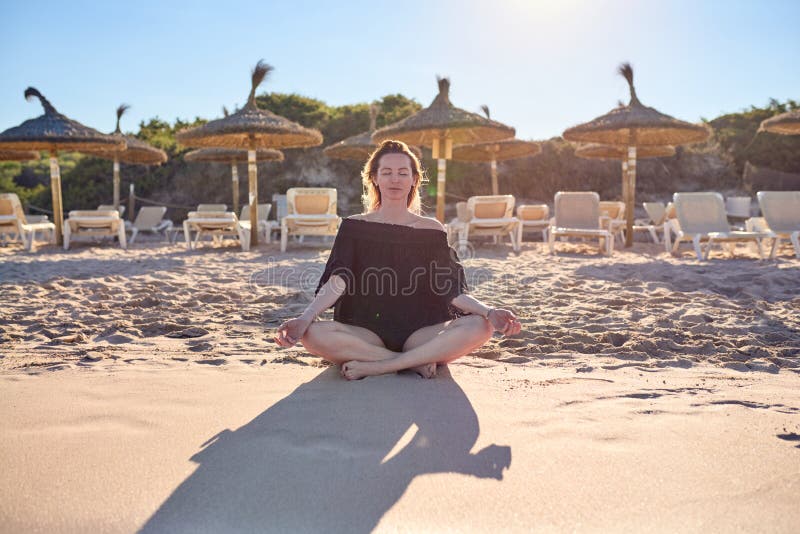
xmin=1 ymin=0 xmax=798 ymax=141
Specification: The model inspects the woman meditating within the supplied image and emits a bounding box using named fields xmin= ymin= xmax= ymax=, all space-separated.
xmin=274 ymin=140 xmax=521 ymax=380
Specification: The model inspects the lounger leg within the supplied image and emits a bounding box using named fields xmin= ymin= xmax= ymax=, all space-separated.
xmin=769 ymin=237 xmax=780 ymax=259
xmin=648 ymin=226 xmax=659 ymax=244
xmin=239 ymin=227 xmax=250 ymax=252
xmin=754 ymin=238 xmax=764 ymax=260
xmin=671 ymin=235 xmax=682 ymax=256
xmin=516 ymin=224 xmax=523 ymax=247
xmin=664 ymin=226 xmax=673 ymax=253
xmin=130 ymin=228 xmax=138 ymax=244
xmin=63 ymin=225 xmax=71 ymax=251
xmin=694 ymin=235 xmax=704 ymax=260
xmin=791 ymin=232 xmax=800 ymax=259
xmin=509 ymin=230 xmax=519 ymax=252
xmin=280 ymin=224 xmax=288 ymax=253
xmin=548 ymin=230 xmax=556 ymax=255
xmin=541 ymin=228 xmax=547 ymax=244
xmin=458 ymin=226 xmax=469 ymax=257
xmin=183 ymin=221 xmax=192 ymax=249
xmin=118 ymin=224 xmax=127 ymax=249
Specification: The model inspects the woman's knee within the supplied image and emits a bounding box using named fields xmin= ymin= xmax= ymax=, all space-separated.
xmin=300 ymin=321 xmax=332 ymax=347
xmin=461 ymin=314 xmax=494 ymax=338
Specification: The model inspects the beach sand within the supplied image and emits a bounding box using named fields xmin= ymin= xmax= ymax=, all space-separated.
xmin=1 ymin=237 xmax=799 ymax=532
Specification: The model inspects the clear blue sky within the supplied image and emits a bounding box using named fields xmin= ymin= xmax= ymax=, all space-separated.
xmin=1 ymin=0 xmax=798 ymax=141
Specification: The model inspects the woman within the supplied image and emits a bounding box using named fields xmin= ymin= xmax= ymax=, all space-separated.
xmin=274 ymin=140 xmax=521 ymax=380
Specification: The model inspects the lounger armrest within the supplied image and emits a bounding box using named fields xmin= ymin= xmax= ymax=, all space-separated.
xmin=469 ymin=217 xmax=519 ymax=225
xmin=283 ymin=214 xmax=339 ymax=221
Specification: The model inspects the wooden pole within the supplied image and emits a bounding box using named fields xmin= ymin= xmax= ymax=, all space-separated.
xmin=621 ymin=160 xmax=628 ymax=205
xmin=231 ymin=162 xmax=240 ymax=216
xmin=248 ymin=146 xmax=258 ymax=246
xmin=113 ymin=158 xmax=120 ymax=212
xmin=436 ymin=158 xmax=446 ymax=222
xmin=128 ymin=184 xmax=135 ymax=221
xmin=49 ymin=151 xmax=63 ymax=246
xmin=490 ymin=159 xmax=498 ymax=195
xmin=626 ymin=140 xmax=637 ymax=247
xmin=433 ymin=134 xmax=451 ymax=223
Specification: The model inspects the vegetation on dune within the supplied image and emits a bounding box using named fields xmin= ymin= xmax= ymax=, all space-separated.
xmin=1 ymin=95 xmax=798 ymax=220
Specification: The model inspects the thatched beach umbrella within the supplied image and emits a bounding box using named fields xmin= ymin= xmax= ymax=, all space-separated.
xmin=83 ymin=105 xmax=167 ymax=212
xmin=0 ymin=88 xmax=125 ymax=245
xmin=372 ymin=77 xmax=515 ymax=222
xmin=323 ymin=104 xmax=423 ymax=163
xmin=563 ymin=64 xmax=710 ymax=246
xmin=185 ymin=147 xmax=284 ymax=214
xmin=176 ymin=60 xmax=323 ymax=245
xmin=759 ymin=110 xmax=800 ymax=135
xmin=576 ymin=143 xmax=675 ymax=206
xmin=451 ymin=106 xmax=540 ymax=195
xmin=323 ymin=104 xmax=381 ymax=162
xmin=0 ymin=149 xmax=40 ymax=162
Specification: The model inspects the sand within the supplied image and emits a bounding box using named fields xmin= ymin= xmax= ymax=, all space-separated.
xmin=1 ymin=236 xmax=799 ymax=532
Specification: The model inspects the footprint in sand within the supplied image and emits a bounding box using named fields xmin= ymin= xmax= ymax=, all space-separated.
xmin=187 ymin=341 xmax=214 ymax=352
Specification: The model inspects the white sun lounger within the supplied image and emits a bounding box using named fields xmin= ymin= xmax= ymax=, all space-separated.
xmin=183 ymin=211 xmax=250 ymax=251
xmin=126 ymin=206 xmax=172 ymax=243
xmin=0 ymin=193 xmax=56 ymax=251
xmin=548 ymin=192 xmax=614 ymax=256
xmin=281 ymin=188 xmax=340 ymax=253
xmin=757 ymin=191 xmax=800 ymax=259
xmin=63 ymin=210 xmax=127 ymax=250
xmin=671 ymin=192 xmax=766 ymax=260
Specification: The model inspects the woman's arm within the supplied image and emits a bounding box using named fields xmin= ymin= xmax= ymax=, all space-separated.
xmin=274 ymin=275 xmax=346 ymax=347
xmin=450 ymin=293 xmax=522 ymax=336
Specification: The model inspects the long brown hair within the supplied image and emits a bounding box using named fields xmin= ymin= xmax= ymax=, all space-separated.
xmin=361 ymin=140 xmax=425 ymax=214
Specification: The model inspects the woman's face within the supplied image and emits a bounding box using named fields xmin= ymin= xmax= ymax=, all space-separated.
xmin=375 ymin=153 xmax=415 ymax=205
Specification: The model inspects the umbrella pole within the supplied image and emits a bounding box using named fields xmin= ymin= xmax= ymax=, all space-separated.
xmin=231 ymin=162 xmax=240 ymax=216
xmin=490 ymin=159 xmax=498 ymax=195
xmin=248 ymin=148 xmax=258 ymax=246
xmin=113 ymin=158 xmax=120 ymax=212
xmin=49 ymin=151 xmax=64 ymax=247
xmin=436 ymin=158 xmax=446 ymax=222
xmin=626 ymin=144 xmax=637 ymax=247
xmin=621 ymin=160 xmax=628 ymax=206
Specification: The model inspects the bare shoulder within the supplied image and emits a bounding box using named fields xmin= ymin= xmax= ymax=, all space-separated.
xmin=413 ymin=215 xmax=446 ymax=232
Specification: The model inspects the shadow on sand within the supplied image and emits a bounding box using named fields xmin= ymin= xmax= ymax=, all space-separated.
xmin=140 ymin=366 xmax=511 ymax=533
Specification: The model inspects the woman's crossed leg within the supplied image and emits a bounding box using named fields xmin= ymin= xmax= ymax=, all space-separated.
xmin=341 ymin=315 xmax=493 ymax=380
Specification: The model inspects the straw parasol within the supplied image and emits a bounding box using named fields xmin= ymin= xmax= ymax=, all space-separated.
xmin=323 ymin=104 xmax=423 ymax=162
xmin=563 ymin=64 xmax=710 ymax=246
xmin=451 ymin=106 xmax=540 ymax=195
xmin=0 ymin=88 xmax=125 ymax=245
xmin=185 ymin=147 xmax=283 ymax=214
xmin=372 ymin=77 xmax=515 ymax=222
xmin=83 ymin=105 xmax=168 ymax=212
xmin=0 ymin=150 xmax=40 ymax=162
xmin=323 ymin=104 xmax=381 ymax=161
xmin=176 ymin=60 xmax=323 ymax=245
xmin=759 ymin=109 xmax=800 ymax=135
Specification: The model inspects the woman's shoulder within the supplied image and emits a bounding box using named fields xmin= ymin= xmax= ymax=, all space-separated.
xmin=409 ymin=215 xmax=446 ymax=232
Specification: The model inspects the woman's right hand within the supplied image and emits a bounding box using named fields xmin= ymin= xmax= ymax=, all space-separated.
xmin=274 ymin=317 xmax=312 ymax=347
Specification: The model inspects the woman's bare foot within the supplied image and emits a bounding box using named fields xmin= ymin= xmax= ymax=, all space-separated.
xmin=341 ymin=360 xmax=384 ymax=380
xmin=407 ymin=362 xmax=437 ymax=379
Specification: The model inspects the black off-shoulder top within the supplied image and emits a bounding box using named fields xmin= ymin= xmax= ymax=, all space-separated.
xmin=314 ymin=218 xmax=468 ymax=337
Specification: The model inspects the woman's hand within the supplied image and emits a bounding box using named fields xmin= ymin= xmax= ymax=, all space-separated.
xmin=274 ymin=317 xmax=312 ymax=347
xmin=487 ymin=308 xmax=522 ymax=337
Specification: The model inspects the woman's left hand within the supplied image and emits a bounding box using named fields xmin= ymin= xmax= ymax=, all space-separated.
xmin=487 ymin=308 xmax=522 ymax=336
